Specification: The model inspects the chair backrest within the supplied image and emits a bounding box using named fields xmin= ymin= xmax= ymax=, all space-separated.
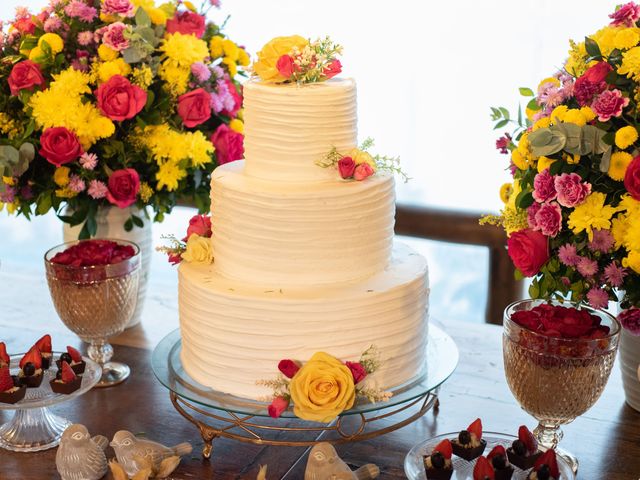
xmin=395 ymin=204 xmax=521 ymax=325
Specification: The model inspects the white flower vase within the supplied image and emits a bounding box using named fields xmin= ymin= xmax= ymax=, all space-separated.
xmin=620 ymin=329 xmax=640 ymax=412
xmin=62 ymin=206 xmax=152 ymax=328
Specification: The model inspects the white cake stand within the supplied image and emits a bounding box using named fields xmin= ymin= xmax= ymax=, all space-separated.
xmin=0 ymin=353 xmax=101 ymax=452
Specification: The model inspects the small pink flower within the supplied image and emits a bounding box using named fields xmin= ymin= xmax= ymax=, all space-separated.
xmin=77 ymin=31 xmax=94 ymax=46
xmin=68 ymin=175 xmax=86 ymax=193
xmin=527 ymin=202 xmax=541 ymax=230
xmin=191 ymin=62 xmax=211 ymax=83
xmin=533 ymin=169 xmax=557 ymax=203
xmin=604 ymin=261 xmax=627 ymax=288
xmin=495 ymin=133 xmax=511 ymax=154
xmin=277 ymin=359 xmax=300 ymax=379
xmin=558 ymin=244 xmax=580 ymax=267
xmin=79 ymin=152 xmax=98 ymax=170
xmin=87 ymin=180 xmax=108 ymax=199
xmin=354 ymin=163 xmax=374 ymax=181
xmin=619 ymin=308 xmax=640 ymax=335
xmin=609 ymin=2 xmax=640 ymax=26
xmin=577 ymin=256 xmax=599 ymax=277
xmin=101 ymin=0 xmax=135 ymax=17
xmin=587 ymin=288 xmax=609 ymax=309
xmin=43 ymin=16 xmax=63 ymax=33
xmin=554 ymin=173 xmax=591 ymax=207
xmin=588 ymin=229 xmax=614 ymax=253
xmin=268 ymin=396 xmax=289 ymax=419
xmin=14 ymin=6 xmax=30 ymax=19
xmin=346 ymin=361 xmax=367 ymax=384
xmin=101 ymin=22 xmax=130 ymax=51
xmin=338 ymin=156 xmax=356 ymax=179
xmin=534 ymin=202 xmax=562 ymax=237
xmin=0 ymin=185 xmax=16 ymax=203
xmin=64 ymin=0 xmax=97 ymax=22
xmin=592 ymin=89 xmax=629 ymax=122
xmin=209 ymin=0 xmax=221 ymax=7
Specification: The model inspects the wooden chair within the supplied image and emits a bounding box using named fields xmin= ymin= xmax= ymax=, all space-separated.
xmin=395 ymin=205 xmax=521 ymax=325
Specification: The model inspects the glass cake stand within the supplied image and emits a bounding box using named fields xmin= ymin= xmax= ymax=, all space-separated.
xmin=0 ymin=353 xmax=101 ymax=452
xmin=152 ymin=324 xmax=458 ymax=458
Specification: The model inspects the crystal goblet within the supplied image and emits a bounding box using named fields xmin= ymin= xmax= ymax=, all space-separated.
xmin=44 ymin=239 xmax=140 ymax=387
xmin=503 ymin=299 xmax=620 ymax=473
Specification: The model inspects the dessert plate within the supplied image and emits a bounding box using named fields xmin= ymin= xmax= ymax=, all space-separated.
xmin=404 ymin=432 xmax=576 ymax=480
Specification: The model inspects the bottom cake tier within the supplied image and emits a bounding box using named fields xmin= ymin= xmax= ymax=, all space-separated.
xmin=178 ymin=242 xmax=429 ymax=400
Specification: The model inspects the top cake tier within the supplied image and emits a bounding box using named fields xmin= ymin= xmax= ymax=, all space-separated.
xmin=243 ymin=78 xmax=357 ymax=183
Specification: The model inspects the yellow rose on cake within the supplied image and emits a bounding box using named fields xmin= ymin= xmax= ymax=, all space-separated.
xmin=252 ymin=35 xmax=308 ymax=82
xmin=181 ymin=234 xmax=213 ymax=264
xmin=289 ymin=352 xmax=355 ymax=423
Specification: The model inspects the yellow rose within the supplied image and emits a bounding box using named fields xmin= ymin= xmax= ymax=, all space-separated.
xmin=98 ymin=44 xmax=119 ymax=61
xmin=181 ymin=234 xmax=214 ymax=264
xmin=348 ymin=148 xmax=376 ymax=168
xmin=289 ymin=352 xmax=355 ymax=423
xmin=253 ymin=35 xmax=308 ymax=83
xmin=38 ymin=33 xmax=64 ymax=54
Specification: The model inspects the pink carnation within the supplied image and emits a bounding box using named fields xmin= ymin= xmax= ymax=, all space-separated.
xmin=587 ymin=288 xmax=609 ymax=309
xmin=101 ymin=0 xmax=135 ymax=17
xmin=77 ymin=31 xmax=94 ymax=46
xmin=527 ymin=202 xmax=541 ymax=230
xmin=554 ymin=173 xmax=591 ymax=207
xmin=87 ymin=180 xmax=108 ymax=199
xmin=495 ymin=132 xmax=511 ymax=155
xmin=609 ymin=2 xmax=640 ymax=26
xmin=534 ymin=202 xmax=562 ymax=237
xmin=101 ymin=22 xmax=130 ymax=51
xmin=64 ymin=0 xmax=97 ymax=22
xmin=603 ymin=261 xmax=627 ymax=288
xmin=558 ymin=244 xmax=580 ymax=267
xmin=592 ymin=89 xmax=630 ymax=122
xmin=619 ymin=308 xmax=640 ymax=335
xmin=533 ymin=169 xmax=557 ymax=203
xmin=588 ymin=229 xmax=614 ymax=253
xmin=577 ymin=256 xmax=599 ymax=277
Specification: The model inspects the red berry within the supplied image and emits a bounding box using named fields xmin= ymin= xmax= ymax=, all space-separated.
xmin=0 ymin=367 xmax=13 ymax=392
xmin=19 ymin=345 xmax=42 ymax=370
xmin=468 ymin=418 xmax=483 ymax=440
xmin=534 ymin=449 xmax=559 ymax=478
xmin=0 ymin=342 xmax=9 ymax=365
xmin=433 ymin=439 xmax=453 ymax=460
xmin=60 ymin=361 xmax=77 ymax=383
xmin=518 ymin=425 xmax=538 ymax=454
xmin=487 ymin=444 xmax=507 ymax=460
xmin=35 ymin=334 xmax=52 ymax=354
xmin=473 ymin=456 xmax=495 ymax=480
xmin=66 ymin=346 xmax=83 ymax=363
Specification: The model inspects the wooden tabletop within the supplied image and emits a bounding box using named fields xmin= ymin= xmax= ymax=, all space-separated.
xmin=1 ymin=211 xmax=640 ymax=479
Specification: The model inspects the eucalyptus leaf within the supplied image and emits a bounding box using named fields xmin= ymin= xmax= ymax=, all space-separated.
xmin=600 ymin=146 xmax=612 ymax=173
xmin=122 ymin=46 xmax=147 ymax=64
xmin=135 ymin=7 xmax=151 ymax=27
xmin=529 ymin=127 xmax=566 ymax=156
xmin=137 ymin=27 xmax=158 ymax=47
xmin=0 ymin=145 xmax=20 ymax=176
xmin=560 ymin=123 xmax=582 ymax=154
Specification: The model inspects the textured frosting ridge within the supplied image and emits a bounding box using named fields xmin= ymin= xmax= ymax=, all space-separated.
xmin=243 ymin=78 xmax=357 ymax=182
xmin=179 ymin=243 xmax=429 ymax=399
xmin=210 ymin=160 xmax=395 ymax=286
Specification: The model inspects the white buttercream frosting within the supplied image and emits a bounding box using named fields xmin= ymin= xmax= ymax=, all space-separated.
xmin=179 ymin=242 xmax=429 ymax=399
xmin=210 ymin=160 xmax=395 ymax=286
xmin=243 ymin=78 xmax=357 ymax=182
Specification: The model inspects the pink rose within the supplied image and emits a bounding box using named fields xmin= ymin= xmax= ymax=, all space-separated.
xmin=184 ymin=214 xmax=212 ymax=241
xmin=624 ymin=155 xmax=640 ymax=201
xmin=221 ymin=80 xmax=242 ymax=118
xmin=211 ymin=124 xmax=244 ymax=165
xmin=592 ymin=89 xmax=629 ymax=122
xmin=166 ymin=10 xmax=206 ymax=38
xmin=573 ymin=61 xmax=611 ymax=106
xmin=354 ymin=163 xmax=374 ymax=181
xmin=8 ymin=60 xmax=45 ymax=96
xmin=106 ymin=168 xmax=140 ymax=208
xmin=346 ymin=361 xmax=367 ymax=384
xmin=532 ymin=169 xmax=557 ymax=203
xmin=95 ymin=75 xmax=147 ymax=121
xmin=102 ymin=22 xmax=129 ymax=51
xmin=554 ymin=173 xmax=591 ymax=207
xmin=507 ymin=229 xmax=549 ymax=277
xmin=609 ymin=2 xmax=640 ymax=26
xmin=101 ymin=0 xmax=135 ymax=17
xmin=276 ymin=55 xmax=296 ymax=79
xmin=323 ymin=59 xmax=342 ymax=79
xmin=178 ymin=88 xmax=211 ymax=128
xmin=534 ymin=202 xmax=562 ymax=237
xmin=619 ymin=308 xmax=640 ymax=335
xmin=39 ymin=127 xmax=83 ymax=167
xmin=268 ymin=396 xmax=289 ymax=419
xmin=277 ymin=359 xmax=300 ymax=379
xmin=338 ymin=156 xmax=356 ymax=179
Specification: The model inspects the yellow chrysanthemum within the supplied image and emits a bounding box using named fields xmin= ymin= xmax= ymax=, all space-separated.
xmin=222 ymin=39 xmax=239 ymax=62
xmin=533 ymin=117 xmax=551 ymax=131
xmin=618 ymin=46 xmax=640 ymax=81
xmin=209 ymin=35 xmax=224 ymax=59
xmin=499 ymin=183 xmax=513 ymax=203
xmin=563 ymin=108 xmax=588 ymax=126
xmin=625 ymin=215 xmax=640 ymax=251
xmin=550 ymin=105 xmax=568 ymax=123
xmin=237 ymin=48 xmax=250 ymax=66
xmin=507 ymin=180 xmax=522 ymax=211
xmin=183 ymin=0 xmax=197 ymax=12
xmin=38 ymin=33 xmax=64 ymax=54
xmin=98 ymin=44 xmax=118 ymax=61
xmin=139 ymin=182 xmax=153 ymax=202
xmin=591 ymin=26 xmax=622 ymax=57
xmin=50 ymin=68 xmax=92 ymax=97
xmin=568 ymin=192 xmax=619 ymax=241
xmin=160 ymin=33 xmax=209 ymax=68
xmin=184 ymin=131 xmax=215 ymax=167
xmin=615 ymin=125 xmax=639 ymax=149
xmin=139 ymin=125 xmax=214 ymax=167
xmin=580 ymin=106 xmax=596 ymax=123
xmin=223 ymin=56 xmax=237 ymax=77
xmin=158 ymin=63 xmax=190 ymax=95
xmin=131 ymin=0 xmax=168 ymax=25
xmin=53 ymin=167 xmax=70 ymax=187
xmin=96 ymin=58 xmax=131 ymax=83
xmin=229 ymin=118 xmax=244 ymax=134
xmin=565 ymin=40 xmax=587 ymax=77
xmin=619 ymin=194 xmax=640 ymax=215
xmin=623 ymin=250 xmax=640 ymax=274
xmin=611 ymin=214 xmax=629 ymax=250
xmin=55 ymin=187 xmax=78 ymax=199
xmin=608 ymin=151 xmax=633 ymax=181
xmin=614 ymin=27 xmax=640 ymax=51
xmin=537 ymin=156 xmax=556 ymax=173
xmin=156 ymin=161 xmax=187 ymax=191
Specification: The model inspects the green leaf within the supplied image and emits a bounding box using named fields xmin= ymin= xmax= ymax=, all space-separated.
xmin=585 ymin=36 xmax=602 ymax=59
xmin=516 ymin=191 xmax=534 ymax=209
xmin=124 ymin=218 xmax=133 ymax=232
xmin=36 ymin=192 xmax=52 ymax=215
xmin=517 ymin=105 xmax=523 ymax=126
xmin=550 ymin=159 xmax=563 ymax=175
xmin=499 ymin=107 xmax=510 ymax=120
xmin=528 ymin=127 xmax=566 ymax=156
xmin=529 ymin=280 xmax=540 ymax=298
xmin=79 ymin=221 xmax=91 ymax=240
xmin=0 ymin=145 xmax=20 ymax=176
xmin=514 ymin=269 xmax=524 ymax=281
xmin=494 ymin=119 xmax=509 ymax=130
xmin=85 ymin=214 xmax=97 ymax=238
xmin=526 ymin=98 xmax=541 ymax=111
xmin=131 ymin=214 xmax=144 ymax=228
xmin=122 ymin=45 xmax=147 ymax=64
xmin=145 ymin=89 xmax=155 ymax=110
xmin=600 ymin=146 xmax=612 ymax=173
xmin=519 ymin=87 xmax=534 ymax=97
xmin=135 ymin=7 xmax=152 ymax=27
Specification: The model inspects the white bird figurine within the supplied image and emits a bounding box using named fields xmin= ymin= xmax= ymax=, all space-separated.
xmin=110 ymin=430 xmax=192 ymax=477
xmin=304 ymin=443 xmax=379 ymax=480
xmin=56 ymin=424 xmax=109 ymax=480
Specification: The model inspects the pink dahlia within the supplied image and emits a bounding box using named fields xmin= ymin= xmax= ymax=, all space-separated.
xmin=609 ymin=2 xmax=640 ymax=27
xmin=554 ymin=173 xmax=591 ymax=208
xmin=558 ymin=244 xmax=580 ymax=267
xmin=77 ymin=31 xmax=94 ymax=46
xmin=534 ymin=202 xmax=563 ymax=237
xmin=587 ymin=288 xmax=609 ymax=309
xmin=533 ymin=169 xmax=557 ymax=203
xmin=603 ymin=261 xmax=627 ymax=288
xmin=577 ymin=257 xmax=599 ymax=277
xmin=592 ymin=89 xmax=630 ymax=122
xmin=588 ymin=229 xmax=614 ymax=253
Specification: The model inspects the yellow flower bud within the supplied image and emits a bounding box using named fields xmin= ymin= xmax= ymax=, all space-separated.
xmin=229 ymin=119 xmax=244 ymax=134
xmin=38 ymin=33 xmax=64 ymax=54
xmin=98 ymin=44 xmax=119 ymax=61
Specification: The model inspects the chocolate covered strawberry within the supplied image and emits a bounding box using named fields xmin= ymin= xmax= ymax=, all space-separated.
xmin=50 ymin=361 xmax=82 ymax=395
xmin=473 ymin=456 xmax=495 ymax=480
xmin=452 ymin=418 xmax=487 ymax=460
xmin=487 ymin=445 xmax=514 ymax=480
xmin=0 ymin=342 xmax=9 ymax=368
xmin=527 ymin=449 xmax=559 ymax=480
xmin=34 ymin=334 xmax=53 ymax=369
xmin=507 ymin=425 xmax=542 ymax=470
xmin=423 ymin=439 xmax=453 ymax=480
xmin=0 ymin=367 xmax=25 ymax=404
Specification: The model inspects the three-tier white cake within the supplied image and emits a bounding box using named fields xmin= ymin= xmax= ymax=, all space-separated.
xmin=178 ymin=77 xmax=430 ymax=400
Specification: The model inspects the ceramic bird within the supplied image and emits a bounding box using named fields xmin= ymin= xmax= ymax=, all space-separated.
xmin=110 ymin=430 xmax=192 ymax=477
xmin=304 ymin=443 xmax=379 ymax=480
xmin=56 ymin=424 xmax=109 ymax=480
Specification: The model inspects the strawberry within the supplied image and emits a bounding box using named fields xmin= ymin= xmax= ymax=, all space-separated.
xmin=0 ymin=367 xmax=13 ymax=392
xmin=487 ymin=444 xmax=507 ymax=460
xmin=468 ymin=418 xmax=483 ymax=440
xmin=34 ymin=334 xmax=52 ymax=354
xmin=433 ymin=439 xmax=453 ymax=459
xmin=19 ymin=345 xmax=42 ymax=370
xmin=534 ymin=449 xmax=559 ymax=478
xmin=0 ymin=342 xmax=9 ymax=366
xmin=66 ymin=346 xmax=83 ymax=363
xmin=473 ymin=456 xmax=495 ymax=480
xmin=60 ymin=361 xmax=77 ymax=383
xmin=518 ymin=425 xmax=538 ymax=454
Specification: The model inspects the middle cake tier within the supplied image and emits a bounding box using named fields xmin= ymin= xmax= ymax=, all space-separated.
xmin=211 ymin=160 xmax=395 ymax=286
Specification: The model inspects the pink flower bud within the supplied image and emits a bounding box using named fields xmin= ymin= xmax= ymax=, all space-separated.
xmin=337 ymin=156 xmax=356 ymax=179
xmin=268 ymin=396 xmax=289 ymax=418
xmin=277 ymin=359 xmax=300 ymax=378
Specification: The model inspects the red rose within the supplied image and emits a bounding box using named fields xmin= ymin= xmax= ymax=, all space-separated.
xmin=184 ymin=214 xmax=212 ymax=241
xmin=178 ymin=88 xmax=211 ymax=128
xmin=106 ymin=168 xmax=140 ymax=208
xmin=619 ymin=308 xmax=640 ymax=335
xmin=323 ymin=59 xmax=342 ymax=79
xmin=276 ymin=55 xmax=296 ymax=78
xmin=39 ymin=127 xmax=83 ymax=167
xmin=221 ymin=80 xmax=242 ymax=118
xmin=165 ymin=11 xmax=206 ymax=38
xmin=345 ymin=361 xmax=367 ymax=384
xmin=277 ymin=359 xmax=300 ymax=379
xmin=624 ymin=155 xmax=640 ymax=201
xmin=354 ymin=163 xmax=374 ymax=181
xmin=8 ymin=60 xmax=45 ymax=96
xmin=573 ymin=61 xmax=612 ymax=106
xmin=13 ymin=17 xmax=36 ymax=35
xmin=95 ymin=75 xmax=147 ymax=121
xmin=338 ymin=156 xmax=356 ymax=179
xmin=507 ymin=229 xmax=549 ymax=277
xmin=268 ymin=396 xmax=289 ymax=419
xmin=211 ymin=124 xmax=244 ymax=165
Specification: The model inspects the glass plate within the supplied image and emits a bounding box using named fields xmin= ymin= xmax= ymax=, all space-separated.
xmin=404 ymin=432 xmax=576 ymax=480
xmin=151 ymin=324 xmax=458 ymax=417
xmin=0 ymin=353 xmax=101 ymax=410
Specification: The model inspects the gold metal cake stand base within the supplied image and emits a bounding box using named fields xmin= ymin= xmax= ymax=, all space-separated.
xmin=169 ymin=389 xmax=439 ymax=458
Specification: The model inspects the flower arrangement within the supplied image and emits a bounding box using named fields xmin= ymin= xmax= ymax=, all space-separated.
xmin=252 ymin=35 xmax=342 ymax=84
xmin=316 ymin=137 xmax=409 ymax=182
xmin=157 ymin=213 xmax=212 ymax=264
xmin=0 ymin=0 xmax=248 ymax=238
xmin=257 ymin=346 xmax=391 ymax=423
xmin=484 ymin=2 xmax=640 ymax=329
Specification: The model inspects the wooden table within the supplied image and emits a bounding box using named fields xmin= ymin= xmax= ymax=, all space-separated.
xmin=0 ymin=211 xmax=639 ymax=479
